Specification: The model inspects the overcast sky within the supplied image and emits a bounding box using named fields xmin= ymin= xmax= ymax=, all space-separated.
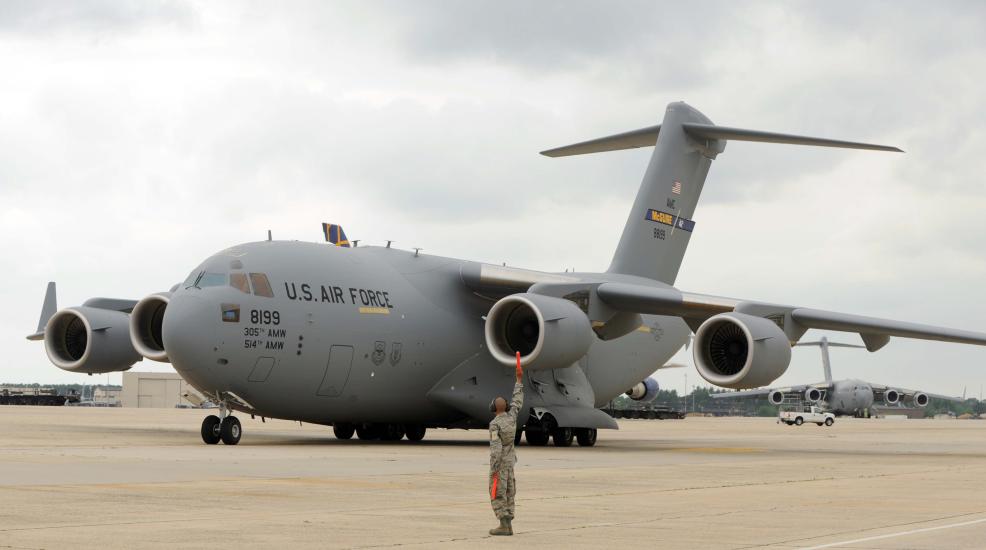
xmin=2 ymin=1 xmax=985 ymax=398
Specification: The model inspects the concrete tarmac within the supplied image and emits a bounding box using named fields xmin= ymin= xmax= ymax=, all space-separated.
xmin=1 ymin=407 xmax=985 ymax=549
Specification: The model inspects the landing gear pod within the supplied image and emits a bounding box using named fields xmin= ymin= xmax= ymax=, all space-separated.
xmin=44 ymin=307 xmax=140 ymax=374
xmin=130 ymin=292 xmax=171 ymax=362
xmin=693 ymin=312 xmax=791 ymax=389
xmin=484 ymin=293 xmax=593 ymax=371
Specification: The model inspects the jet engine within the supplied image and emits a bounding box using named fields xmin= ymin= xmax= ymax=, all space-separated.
xmin=910 ymin=392 xmax=929 ymax=407
xmin=626 ymin=378 xmax=660 ymax=402
xmin=484 ymin=292 xmax=593 ymax=371
xmin=805 ymin=388 xmax=823 ymax=403
xmin=44 ymin=307 xmax=140 ymax=373
xmin=693 ymin=312 xmax=791 ymax=389
xmin=130 ymin=292 xmax=171 ymax=362
xmin=769 ymin=390 xmax=785 ymax=405
xmin=884 ymin=389 xmax=900 ymax=405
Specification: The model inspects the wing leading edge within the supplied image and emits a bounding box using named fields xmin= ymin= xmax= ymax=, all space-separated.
xmin=594 ymin=282 xmax=986 ymax=351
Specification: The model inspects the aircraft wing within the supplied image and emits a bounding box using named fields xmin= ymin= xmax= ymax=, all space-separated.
xmin=711 ymin=383 xmax=829 ymax=400
xmin=594 ymin=282 xmax=986 ymax=351
xmin=869 ymin=383 xmax=964 ymax=403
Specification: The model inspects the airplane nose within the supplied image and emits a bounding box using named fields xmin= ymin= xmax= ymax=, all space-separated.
xmin=161 ymin=293 xmax=215 ymax=372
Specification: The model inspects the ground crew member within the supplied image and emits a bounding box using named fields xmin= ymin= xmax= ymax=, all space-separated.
xmin=488 ymin=353 xmax=524 ymax=536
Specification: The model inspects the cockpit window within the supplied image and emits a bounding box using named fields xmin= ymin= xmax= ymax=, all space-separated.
xmin=229 ymin=272 xmax=251 ymax=294
xmin=196 ymin=272 xmax=227 ymax=288
xmin=183 ymin=270 xmax=200 ymax=289
xmin=249 ymin=273 xmax=274 ymax=297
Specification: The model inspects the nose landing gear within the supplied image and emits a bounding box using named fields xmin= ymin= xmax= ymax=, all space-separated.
xmin=200 ymin=399 xmax=241 ymax=445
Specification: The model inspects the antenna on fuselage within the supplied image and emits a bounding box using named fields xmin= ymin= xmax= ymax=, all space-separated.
xmin=386 ymin=240 xmax=393 ymax=248
xmin=267 ymin=230 xmax=272 ymax=241
xmin=352 ymin=240 xmax=359 ymax=247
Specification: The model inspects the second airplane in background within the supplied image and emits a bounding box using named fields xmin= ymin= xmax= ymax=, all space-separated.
xmin=712 ymin=336 xmax=964 ymax=416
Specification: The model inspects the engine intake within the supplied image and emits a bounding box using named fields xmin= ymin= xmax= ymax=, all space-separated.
xmin=805 ymin=388 xmax=822 ymax=403
xmin=484 ymin=293 xmax=593 ymax=371
xmin=44 ymin=307 xmax=140 ymax=373
xmin=769 ymin=390 xmax=785 ymax=405
xmin=693 ymin=312 xmax=791 ymax=389
xmin=911 ymin=392 xmax=929 ymax=407
xmin=884 ymin=389 xmax=900 ymax=405
xmin=627 ymin=378 xmax=660 ymax=402
xmin=130 ymin=293 xmax=171 ymax=362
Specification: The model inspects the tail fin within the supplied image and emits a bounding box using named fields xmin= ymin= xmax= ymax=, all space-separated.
xmin=26 ymin=282 xmax=57 ymax=341
xmin=322 ymin=223 xmax=350 ymax=248
xmin=542 ymin=102 xmax=902 ymax=284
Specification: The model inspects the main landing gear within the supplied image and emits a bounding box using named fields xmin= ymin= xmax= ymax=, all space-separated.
xmin=521 ymin=415 xmax=598 ymax=448
xmin=333 ymin=422 xmax=428 ymax=442
xmin=201 ymin=401 xmax=241 ymax=445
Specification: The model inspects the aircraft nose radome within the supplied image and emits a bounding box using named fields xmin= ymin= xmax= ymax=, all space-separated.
xmin=161 ymin=293 xmax=214 ymax=372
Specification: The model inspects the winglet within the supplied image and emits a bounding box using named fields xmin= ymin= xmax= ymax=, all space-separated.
xmin=26 ymin=282 xmax=57 ymax=341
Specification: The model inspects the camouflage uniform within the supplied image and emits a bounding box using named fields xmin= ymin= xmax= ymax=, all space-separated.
xmin=489 ymin=381 xmax=524 ymax=521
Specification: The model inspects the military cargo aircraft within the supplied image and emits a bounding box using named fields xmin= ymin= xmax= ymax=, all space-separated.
xmin=27 ymin=102 xmax=986 ymax=446
xmin=711 ymin=336 xmax=963 ymax=416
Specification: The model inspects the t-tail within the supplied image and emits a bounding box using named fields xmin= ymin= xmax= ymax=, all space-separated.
xmin=541 ymin=102 xmax=902 ymax=284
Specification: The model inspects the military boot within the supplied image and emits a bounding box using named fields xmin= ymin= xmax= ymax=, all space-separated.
xmin=489 ymin=517 xmax=512 ymax=536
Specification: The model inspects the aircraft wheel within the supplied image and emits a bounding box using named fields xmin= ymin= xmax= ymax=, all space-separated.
xmin=552 ymin=427 xmax=574 ymax=447
xmin=356 ymin=424 xmax=378 ymax=440
xmin=333 ymin=423 xmax=355 ymax=440
xmin=404 ymin=424 xmax=426 ymax=441
xmin=794 ymin=417 xmax=804 ymax=426
xmin=201 ymin=415 xmax=221 ymax=445
xmin=381 ymin=423 xmax=405 ymax=441
xmin=825 ymin=418 xmax=834 ymax=426
xmin=220 ymin=416 xmax=242 ymax=445
xmin=525 ymin=429 xmax=549 ymax=446
xmin=575 ymin=428 xmax=597 ymax=447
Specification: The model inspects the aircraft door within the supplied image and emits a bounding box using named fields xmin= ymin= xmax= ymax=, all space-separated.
xmin=316 ymin=345 xmax=354 ymax=397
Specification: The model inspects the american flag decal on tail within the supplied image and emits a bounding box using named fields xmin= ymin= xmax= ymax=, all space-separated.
xmin=671 ymin=181 xmax=682 ymax=194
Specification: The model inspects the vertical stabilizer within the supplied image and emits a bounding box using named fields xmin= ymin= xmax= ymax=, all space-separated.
xmin=541 ymin=102 xmax=900 ymax=284
xmin=606 ymin=102 xmax=720 ymax=283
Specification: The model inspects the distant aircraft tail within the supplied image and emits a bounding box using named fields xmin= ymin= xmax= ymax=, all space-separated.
xmin=322 ymin=223 xmax=350 ymax=248
xmin=541 ymin=102 xmax=901 ymax=284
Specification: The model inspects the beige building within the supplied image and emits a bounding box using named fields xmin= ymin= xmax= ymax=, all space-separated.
xmin=121 ymin=372 xmax=206 ymax=408
xmin=93 ymin=387 xmax=122 ymax=406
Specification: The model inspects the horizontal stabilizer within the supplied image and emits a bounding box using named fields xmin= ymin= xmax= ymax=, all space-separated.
xmin=540 ymin=125 xmax=661 ymax=157
xmin=540 ymin=122 xmax=901 ymax=157
xmin=681 ymin=123 xmax=903 ymax=152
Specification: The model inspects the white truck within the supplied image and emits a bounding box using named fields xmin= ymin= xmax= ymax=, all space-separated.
xmin=779 ymin=406 xmax=835 ymax=427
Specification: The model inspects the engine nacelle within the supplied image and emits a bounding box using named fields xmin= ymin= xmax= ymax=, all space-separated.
xmin=44 ymin=307 xmax=140 ymax=373
xmin=130 ymin=293 xmax=171 ymax=362
xmin=805 ymin=388 xmax=823 ymax=403
xmin=884 ymin=389 xmax=900 ymax=405
xmin=484 ymin=293 xmax=593 ymax=371
xmin=693 ymin=312 xmax=791 ymax=389
xmin=769 ymin=390 xmax=785 ymax=405
xmin=626 ymin=378 xmax=660 ymax=402
xmin=910 ymin=392 xmax=929 ymax=408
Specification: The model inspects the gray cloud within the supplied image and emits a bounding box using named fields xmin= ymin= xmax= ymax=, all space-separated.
xmin=0 ymin=0 xmax=196 ymax=34
xmin=2 ymin=3 xmax=986 ymax=395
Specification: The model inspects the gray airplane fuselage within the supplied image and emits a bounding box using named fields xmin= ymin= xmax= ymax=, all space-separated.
xmin=163 ymin=241 xmax=689 ymax=428
xmin=821 ymin=379 xmax=875 ymax=415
